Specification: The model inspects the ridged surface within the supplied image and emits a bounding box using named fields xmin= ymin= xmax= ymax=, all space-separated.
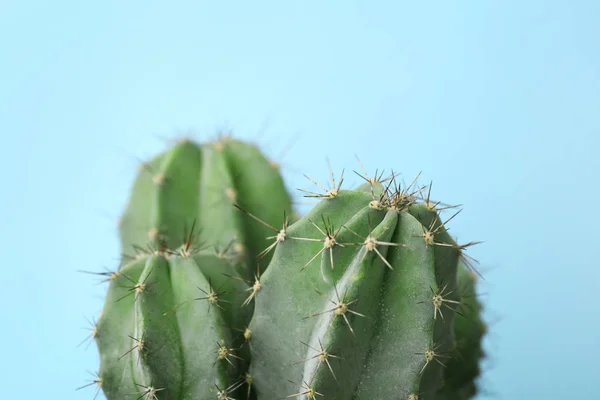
xmin=94 ymin=136 xmax=292 ymax=399
xmin=118 ymin=137 xmax=293 ymax=280
xmin=96 ymin=253 xmax=241 ymax=398
xmin=249 ymin=185 xmax=469 ymax=399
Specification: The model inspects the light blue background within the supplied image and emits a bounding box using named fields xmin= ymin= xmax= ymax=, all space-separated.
xmin=1 ymin=1 xmax=598 ymax=399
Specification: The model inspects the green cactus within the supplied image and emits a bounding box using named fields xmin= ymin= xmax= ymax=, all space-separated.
xmin=82 ymin=139 xmax=486 ymax=399
xmin=89 ymin=135 xmax=292 ymax=399
xmin=247 ymin=174 xmax=484 ymax=399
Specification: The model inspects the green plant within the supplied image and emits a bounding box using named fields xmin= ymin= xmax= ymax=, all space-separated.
xmin=83 ymin=135 xmax=292 ymax=399
xmin=247 ymin=175 xmax=485 ymax=399
xmin=80 ymin=139 xmax=486 ymax=400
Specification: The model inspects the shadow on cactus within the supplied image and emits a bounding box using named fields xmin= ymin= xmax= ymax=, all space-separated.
xmin=79 ymin=136 xmax=486 ymax=400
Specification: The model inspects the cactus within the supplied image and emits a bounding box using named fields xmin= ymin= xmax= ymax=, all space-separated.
xmin=81 ymin=138 xmax=486 ymax=399
xmin=87 ymin=135 xmax=293 ymax=399
xmin=247 ymin=173 xmax=484 ymax=399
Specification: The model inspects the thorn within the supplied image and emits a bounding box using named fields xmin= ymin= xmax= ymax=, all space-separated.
xmin=76 ymin=316 xmax=98 ymax=349
xmin=294 ymin=338 xmax=341 ymax=383
xmin=282 ymin=380 xmax=323 ymax=399
xmin=173 ymin=220 xmax=208 ymax=257
xmin=129 ymin=381 xmax=165 ymax=400
xmin=223 ymin=264 xmax=262 ymax=307
xmin=119 ymin=334 xmax=146 ymax=366
xmin=341 ymin=215 xmax=409 ymax=270
xmin=116 ymin=267 xmax=156 ymax=303
xmin=234 ymin=205 xmax=292 ymax=260
xmin=415 ymin=209 xmax=462 ymax=248
xmin=297 ymin=167 xmax=344 ymax=199
xmin=417 ymin=283 xmax=462 ymax=324
xmin=77 ymin=267 xmax=121 ymax=284
xmin=214 ymin=341 xmax=244 ymax=367
xmin=419 ymin=181 xmax=462 ymax=212
xmin=292 ymin=215 xmax=344 ymax=271
xmin=303 ymin=285 xmax=366 ymax=336
xmin=211 ymin=378 xmax=245 ymax=400
xmin=456 ymin=241 xmax=485 ymax=279
xmin=416 ymin=343 xmax=452 ymax=375
xmin=76 ymin=371 xmax=103 ymax=400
